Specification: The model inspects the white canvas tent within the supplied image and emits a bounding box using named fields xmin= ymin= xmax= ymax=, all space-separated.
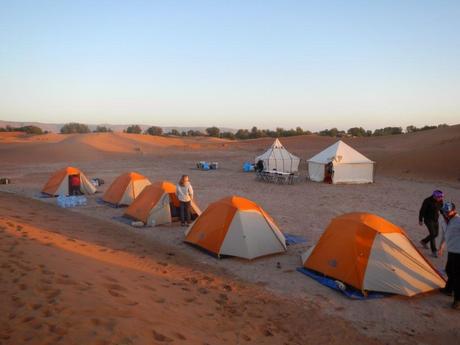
xmin=307 ymin=140 xmax=374 ymax=184
xmin=255 ymin=138 xmax=300 ymax=173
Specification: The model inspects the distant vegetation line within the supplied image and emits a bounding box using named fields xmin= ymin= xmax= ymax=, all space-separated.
xmin=0 ymin=122 xmax=450 ymax=139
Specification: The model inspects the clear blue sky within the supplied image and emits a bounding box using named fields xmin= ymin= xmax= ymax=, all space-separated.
xmin=1 ymin=0 xmax=459 ymax=130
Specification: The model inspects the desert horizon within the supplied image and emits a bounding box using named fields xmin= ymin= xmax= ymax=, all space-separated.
xmin=2 ymin=1 xmax=460 ymax=344
xmin=1 ymin=123 xmax=460 ymax=344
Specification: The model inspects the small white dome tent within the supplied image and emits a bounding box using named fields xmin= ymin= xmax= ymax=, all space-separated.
xmin=255 ymin=138 xmax=300 ymax=173
xmin=307 ymin=140 xmax=374 ymax=184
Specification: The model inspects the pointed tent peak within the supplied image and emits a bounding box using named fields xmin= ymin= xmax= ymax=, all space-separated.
xmin=308 ymin=140 xmax=374 ymax=164
xmin=113 ymin=171 xmax=148 ymax=182
xmin=125 ymin=171 xmax=148 ymax=180
xmin=64 ymin=166 xmax=81 ymax=174
xmin=151 ymin=180 xmax=176 ymax=193
xmin=216 ymin=195 xmax=262 ymax=211
xmin=271 ymin=138 xmax=284 ymax=148
xmin=332 ymin=212 xmax=405 ymax=235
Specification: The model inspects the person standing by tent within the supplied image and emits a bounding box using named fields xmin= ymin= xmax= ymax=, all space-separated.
xmin=437 ymin=202 xmax=460 ymax=309
xmin=176 ymin=175 xmax=194 ymax=226
xmin=70 ymin=174 xmax=81 ymax=195
xmin=324 ymin=162 xmax=334 ymax=184
xmin=256 ymin=159 xmax=264 ymax=173
xmin=419 ymin=190 xmax=443 ymax=257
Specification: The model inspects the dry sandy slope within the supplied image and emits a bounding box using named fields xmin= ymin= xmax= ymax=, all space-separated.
xmin=0 ymin=193 xmax=381 ymax=345
xmin=0 ymin=132 xmax=230 ymax=163
xmin=1 ymin=127 xmax=460 ymax=344
xmin=1 ymin=125 xmax=459 ymax=180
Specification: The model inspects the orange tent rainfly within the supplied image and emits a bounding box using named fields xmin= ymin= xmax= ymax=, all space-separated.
xmin=301 ymin=213 xmax=445 ymax=296
xmin=103 ymin=172 xmax=151 ymax=206
xmin=42 ymin=166 xmax=96 ymax=196
xmin=124 ymin=181 xmax=201 ymax=226
xmin=184 ymin=196 xmax=287 ymax=259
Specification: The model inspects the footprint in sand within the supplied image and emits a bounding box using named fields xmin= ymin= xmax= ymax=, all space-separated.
xmin=30 ymin=303 xmax=42 ymax=310
xmin=240 ymin=334 xmax=251 ymax=342
xmin=142 ymin=284 xmax=156 ymax=292
xmin=105 ymin=283 xmax=127 ymax=291
xmin=22 ymin=316 xmax=35 ymax=323
xmin=103 ymin=275 xmax=119 ymax=283
xmin=91 ymin=318 xmax=102 ymax=326
xmin=48 ymin=324 xmax=68 ymax=336
xmin=152 ymin=330 xmax=172 ymax=342
xmin=46 ymin=289 xmax=62 ymax=303
xmin=107 ymin=289 xmax=124 ymax=298
xmin=215 ymin=293 xmax=228 ymax=305
xmin=40 ymin=277 xmax=53 ymax=285
xmin=197 ymin=287 xmax=209 ymax=295
xmin=11 ymin=295 xmax=25 ymax=308
xmin=42 ymin=308 xmax=53 ymax=318
xmin=222 ymin=284 xmax=232 ymax=292
xmin=174 ymin=332 xmax=186 ymax=340
xmin=56 ymin=277 xmax=77 ymax=285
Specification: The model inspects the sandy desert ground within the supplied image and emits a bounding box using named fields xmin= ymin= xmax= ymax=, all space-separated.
xmin=1 ymin=126 xmax=460 ymax=345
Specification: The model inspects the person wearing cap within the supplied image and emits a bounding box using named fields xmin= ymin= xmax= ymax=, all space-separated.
xmin=437 ymin=202 xmax=460 ymax=310
xmin=419 ymin=190 xmax=444 ymax=257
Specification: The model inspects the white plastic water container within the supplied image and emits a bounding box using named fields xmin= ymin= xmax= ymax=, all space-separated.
xmin=56 ymin=195 xmax=87 ymax=208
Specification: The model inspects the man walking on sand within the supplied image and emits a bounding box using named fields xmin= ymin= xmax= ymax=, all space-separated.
xmin=437 ymin=202 xmax=460 ymax=310
xmin=419 ymin=190 xmax=443 ymax=257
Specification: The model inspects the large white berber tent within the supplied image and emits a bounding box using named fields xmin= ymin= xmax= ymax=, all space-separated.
xmin=255 ymin=138 xmax=300 ymax=173
xmin=307 ymin=140 xmax=375 ymax=184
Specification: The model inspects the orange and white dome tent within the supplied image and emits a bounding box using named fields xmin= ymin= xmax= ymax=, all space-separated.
xmin=185 ymin=196 xmax=287 ymax=259
xmin=42 ymin=166 xmax=96 ymax=196
xmin=124 ymin=181 xmax=201 ymax=226
xmin=301 ymin=213 xmax=445 ymax=296
xmin=103 ymin=172 xmax=151 ymax=206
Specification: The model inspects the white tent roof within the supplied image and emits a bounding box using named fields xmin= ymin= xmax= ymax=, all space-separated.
xmin=256 ymin=138 xmax=299 ymax=162
xmin=308 ymin=140 xmax=374 ymax=164
xmin=255 ymin=138 xmax=300 ymax=172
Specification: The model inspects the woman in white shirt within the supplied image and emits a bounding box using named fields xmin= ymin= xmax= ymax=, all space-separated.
xmin=176 ymin=175 xmax=194 ymax=226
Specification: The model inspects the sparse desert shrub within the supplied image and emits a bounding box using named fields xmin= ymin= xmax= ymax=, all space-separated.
xmin=60 ymin=123 xmax=90 ymax=134
xmin=145 ymin=126 xmax=163 ymax=136
xmin=125 ymin=125 xmax=142 ymax=134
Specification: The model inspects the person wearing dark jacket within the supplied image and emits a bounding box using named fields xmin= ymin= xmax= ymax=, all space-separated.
xmin=256 ymin=160 xmax=264 ymax=173
xmin=419 ymin=190 xmax=444 ymax=257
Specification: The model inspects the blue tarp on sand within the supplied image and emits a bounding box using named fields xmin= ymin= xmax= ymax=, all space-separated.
xmin=296 ymin=267 xmax=388 ymax=300
xmin=284 ymin=234 xmax=307 ymax=246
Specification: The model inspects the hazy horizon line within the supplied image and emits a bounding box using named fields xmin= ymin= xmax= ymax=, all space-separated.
xmin=1 ymin=118 xmax=457 ymax=133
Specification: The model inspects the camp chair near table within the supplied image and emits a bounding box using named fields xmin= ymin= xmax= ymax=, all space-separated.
xmin=256 ymin=170 xmax=300 ymax=185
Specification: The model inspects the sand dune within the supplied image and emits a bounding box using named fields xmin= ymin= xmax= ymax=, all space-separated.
xmin=0 ymin=193 xmax=381 ymax=345
xmin=1 ymin=125 xmax=458 ymax=180
xmin=0 ymin=132 xmax=231 ymax=164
